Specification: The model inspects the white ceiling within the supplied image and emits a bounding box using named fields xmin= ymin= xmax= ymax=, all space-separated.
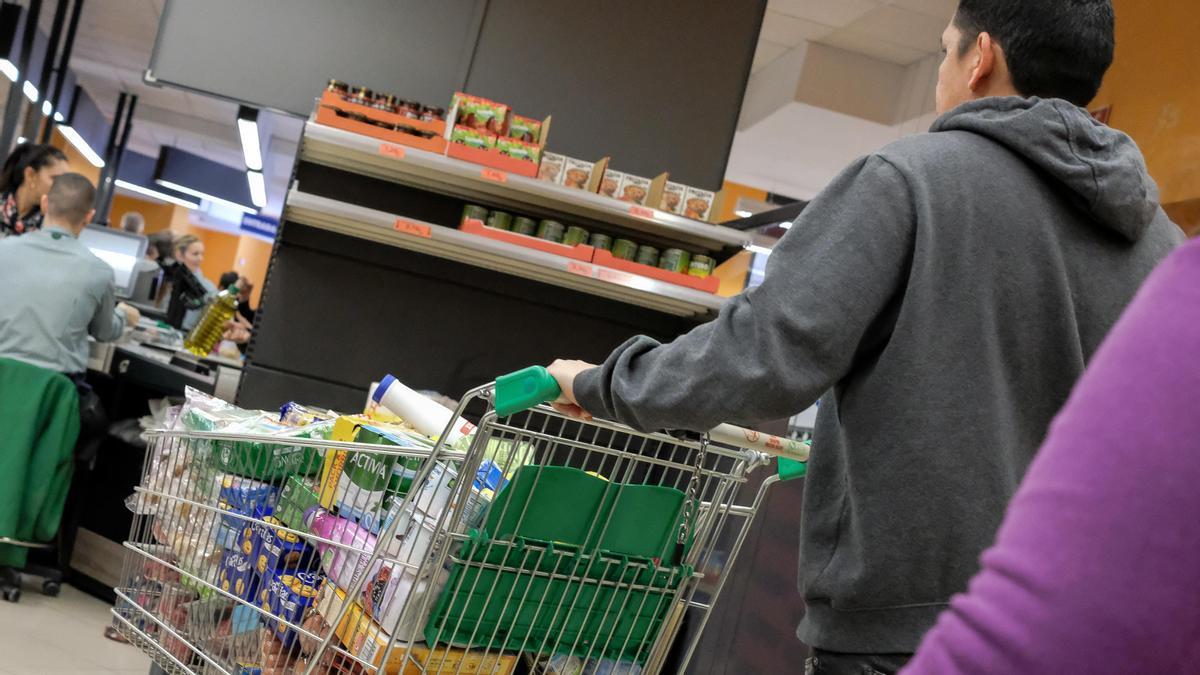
xmin=35 ymin=0 xmax=298 ymax=215
xmin=753 ymin=0 xmax=957 ymax=72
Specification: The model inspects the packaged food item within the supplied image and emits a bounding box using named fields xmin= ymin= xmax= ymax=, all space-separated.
xmin=635 ymin=245 xmax=661 ymax=267
xmin=563 ymin=226 xmax=589 ymax=247
xmin=588 ymin=233 xmax=612 ymax=251
xmin=560 ymin=158 xmax=595 ymax=190
xmin=512 ymin=216 xmax=538 ymax=236
xmin=682 ymin=186 xmax=716 ymax=221
xmin=617 ymin=175 xmax=652 ymax=205
xmin=254 ymin=516 xmax=318 ymax=587
xmin=598 ymin=170 xmax=624 ymax=199
xmin=449 ymin=125 xmax=496 ymax=150
xmin=305 ymin=507 xmax=381 ymax=589
xmin=612 ymin=239 xmax=638 ymax=261
xmin=218 ymin=546 xmax=259 ymax=601
xmin=507 ymin=114 xmax=542 ymax=143
xmin=537 ymin=152 xmax=566 ymax=183
xmin=689 ymin=254 xmax=715 ymax=278
xmin=326 ymin=80 xmax=349 ymax=96
xmin=485 ymin=210 xmax=513 ymax=230
xmin=315 ymin=583 xmax=517 ymax=674
xmin=658 ymin=248 xmax=691 ymax=274
xmin=495 ymin=137 xmax=542 ymax=164
xmin=659 ymin=182 xmax=686 ymax=215
xmin=262 ymin=571 xmax=321 ymax=649
xmin=275 ymin=475 xmax=320 ymax=532
xmin=536 ymin=220 xmax=565 ymax=243
xmin=460 ymin=204 xmax=489 ymax=226
xmin=328 ymin=425 xmax=428 ymax=527
xmin=279 ymin=402 xmax=333 ymax=428
xmin=450 ymin=93 xmax=508 ymax=134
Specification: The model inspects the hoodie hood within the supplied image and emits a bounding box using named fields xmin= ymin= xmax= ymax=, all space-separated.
xmin=931 ymin=97 xmax=1160 ymax=242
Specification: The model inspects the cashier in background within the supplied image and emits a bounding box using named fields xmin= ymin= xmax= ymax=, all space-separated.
xmin=0 ymin=143 xmax=69 ymax=237
xmin=0 ymin=173 xmax=140 ymax=375
xmin=174 ymin=233 xmax=217 ymax=330
xmin=120 ymin=210 xmax=146 ymax=236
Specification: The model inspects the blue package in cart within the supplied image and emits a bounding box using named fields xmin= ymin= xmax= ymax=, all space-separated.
xmin=218 ymin=475 xmax=278 ymax=528
xmin=217 ymin=547 xmax=259 ymax=602
xmin=262 ymin=571 xmax=321 ymax=648
xmin=253 ymin=516 xmax=318 ymax=588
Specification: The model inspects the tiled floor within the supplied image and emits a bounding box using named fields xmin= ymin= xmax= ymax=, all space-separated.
xmin=0 ymin=579 xmax=150 ymax=674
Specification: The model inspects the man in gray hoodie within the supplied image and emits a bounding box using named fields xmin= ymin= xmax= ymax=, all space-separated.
xmin=548 ymin=1 xmax=1182 ymax=672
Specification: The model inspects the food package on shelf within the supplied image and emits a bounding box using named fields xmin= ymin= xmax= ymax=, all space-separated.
xmin=616 ymin=174 xmax=652 ymax=205
xmin=495 ymin=136 xmax=542 ymax=165
xmin=598 ymin=169 xmax=624 ymax=199
xmin=449 ymin=124 xmax=497 ymax=150
xmin=450 ymin=93 xmax=509 ymax=134
xmin=560 ymin=157 xmax=596 ymax=190
xmin=538 ymin=152 xmax=566 ymax=183
xmin=659 ymin=181 xmax=686 ymax=215
xmin=682 ymin=186 xmax=716 ymax=221
xmin=506 ymin=114 xmax=542 ymax=143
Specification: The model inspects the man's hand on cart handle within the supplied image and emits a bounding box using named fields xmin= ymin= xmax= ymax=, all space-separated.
xmin=547 ymin=359 xmax=596 ymax=421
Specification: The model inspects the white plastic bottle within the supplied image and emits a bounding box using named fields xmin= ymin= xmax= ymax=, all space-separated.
xmin=372 ymin=374 xmax=476 ymax=444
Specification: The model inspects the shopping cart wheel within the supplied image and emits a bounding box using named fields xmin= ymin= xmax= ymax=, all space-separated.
xmin=42 ymin=580 xmax=61 ymax=597
xmin=1 ymin=586 xmax=19 ymax=603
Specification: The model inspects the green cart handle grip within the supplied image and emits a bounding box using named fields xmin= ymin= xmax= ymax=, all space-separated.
xmin=495 ymin=366 xmax=563 ymax=417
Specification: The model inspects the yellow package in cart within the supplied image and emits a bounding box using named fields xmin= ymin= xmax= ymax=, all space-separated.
xmin=315 ymin=582 xmax=516 ymax=674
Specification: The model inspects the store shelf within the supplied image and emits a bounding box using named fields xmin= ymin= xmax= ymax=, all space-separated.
xmin=300 ymin=120 xmax=751 ymax=255
xmin=284 ymin=189 xmax=726 ymax=317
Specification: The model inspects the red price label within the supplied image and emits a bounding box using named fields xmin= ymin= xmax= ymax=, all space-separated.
xmin=480 ymin=168 xmax=508 ymax=183
xmin=629 ymin=205 xmax=655 ymax=220
xmin=566 ymin=261 xmax=594 ymax=277
xmin=394 ymin=218 xmax=432 ymax=238
xmin=379 ymin=143 xmax=406 ymax=159
xmin=596 ymin=267 xmax=635 ymax=284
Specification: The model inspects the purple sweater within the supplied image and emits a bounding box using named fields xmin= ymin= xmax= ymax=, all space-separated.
xmin=903 ymin=235 xmax=1200 ymax=673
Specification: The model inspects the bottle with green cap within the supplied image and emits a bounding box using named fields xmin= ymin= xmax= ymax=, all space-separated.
xmin=184 ymin=285 xmax=240 ymax=356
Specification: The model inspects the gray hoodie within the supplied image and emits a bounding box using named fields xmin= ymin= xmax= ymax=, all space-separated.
xmin=573 ymin=97 xmax=1183 ymax=653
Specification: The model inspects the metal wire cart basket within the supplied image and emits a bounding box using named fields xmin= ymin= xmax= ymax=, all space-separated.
xmin=113 ymin=367 xmax=808 ymax=674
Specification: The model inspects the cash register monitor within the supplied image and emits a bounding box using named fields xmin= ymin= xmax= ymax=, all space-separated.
xmin=78 ymin=224 xmax=149 ymax=299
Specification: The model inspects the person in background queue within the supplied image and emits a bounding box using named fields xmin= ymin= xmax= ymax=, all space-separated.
xmin=146 ymin=230 xmax=173 ymax=262
xmin=0 ymin=143 xmax=69 ymax=237
xmin=546 ymin=1 xmax=1182 ymax=672
xmin=120 ymin=211 xmax=145 ymax=236
xmin=217 ymin=271 xmax=253 ymax=346
xmin=235 ymin=276 xmax=256 ymax=325
xmin=174 ymin=234 xmax=216 ymax=330
xmin=0 ymin=173 xmax=139 ymax=373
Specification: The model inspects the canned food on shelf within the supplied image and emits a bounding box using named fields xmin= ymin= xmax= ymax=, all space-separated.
xmin=486 ymin=211 xmax=513 ymax=231
xmin=659 ymin=248 xmax=691 ymax=274
xmin=536 ymin=220 xmax=565 ymax=243
xmin=612 ymin=238 xmax=638 ymax=261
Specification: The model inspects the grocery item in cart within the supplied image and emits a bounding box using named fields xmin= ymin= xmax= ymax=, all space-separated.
xmin=305 ymin=507 xmax=381 ymax=589
xmin=275 ymin=475 xmax=320 ymax=532
xmin=372 ymin=375 xmax=477 ymax=445
xmin=262 ymin=571 xmax=321 ymax=649
xmin=253 ymin=516 xmax=318 ymax=587
xmin=218 ymin=547 xmax=259 ymax=601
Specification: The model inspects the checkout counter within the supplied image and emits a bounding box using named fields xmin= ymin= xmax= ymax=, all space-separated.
xmin=69 ymin=315 xmax=244 ymax=602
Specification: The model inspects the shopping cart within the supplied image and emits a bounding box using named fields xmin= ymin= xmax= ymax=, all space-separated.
xmin=113 ymin=367 xmax=809 ymax=674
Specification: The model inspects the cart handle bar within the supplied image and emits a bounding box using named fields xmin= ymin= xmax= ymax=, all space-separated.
xmin=494 ymin=366 xmax=811 ymax=468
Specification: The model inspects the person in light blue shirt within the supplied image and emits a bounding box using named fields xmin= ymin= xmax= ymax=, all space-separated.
xmin=0 ymin=173 xmax=140 ymax=374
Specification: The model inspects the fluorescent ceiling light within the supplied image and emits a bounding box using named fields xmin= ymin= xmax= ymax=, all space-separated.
xmin=22 ymin=81 xmax=37 ymax=102
xmin=40 ymin=100 xmax=52 ymax=117
xmin=734 ymin=209 xmax=753 ymax=218
xmin=0 ymin=59 xmax=17 ymax=82
xmin=156 ymin=178 xmax=256 ymax=214
xmin=779 ymin=221 xmax=793 ymax=230
xmin=746 ymin=244 xmax=774 ymax=256
xmin=115 ymin=179 xmax=199 ymax=209
xmin=53 ymin=111 xmax=64 ymax=122
xmin=246 ymin=170 xmax=267 ymax=208
xmin=58 ymin=125 xmax=105 ymax=167
xmin=237 ymin=117 xmax=262 ymax=171
xmin=15 ymin=136 xmax=26 ymax=145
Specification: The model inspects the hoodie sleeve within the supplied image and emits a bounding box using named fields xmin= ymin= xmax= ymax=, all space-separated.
xmin=573 ymin=155 xmax=916 ymax=432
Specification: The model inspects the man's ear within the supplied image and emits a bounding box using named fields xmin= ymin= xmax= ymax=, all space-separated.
xmin=969 ymin=31 xmax=997 ymax=92
xmin=84 ymin=208 xmax=96 ymax=226
xmin=40 ymin=194 xmax=49 ymax=213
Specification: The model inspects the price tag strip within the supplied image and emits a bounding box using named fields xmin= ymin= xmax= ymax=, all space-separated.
xmin=379 ymin=143 xmax=406 ymax=159
xmin=394 ymin=218 xmax=432 ymax=238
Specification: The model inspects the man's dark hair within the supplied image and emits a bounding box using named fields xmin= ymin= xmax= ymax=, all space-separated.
xmin=218 ymin=271 xmax=239 ymax=289
xmin=955 ymin=0 xmax=1114 ymax=106
xmin=45 ymin=173 xmax=96 ymax=226
xmin=149 ymin=230 xmax=175 ymax=260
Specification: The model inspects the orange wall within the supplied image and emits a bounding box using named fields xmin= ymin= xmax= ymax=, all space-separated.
xmin=110 ymin=194 xmax=177 ymax=233
xmin=1092 ymin=0 xmax=1200 ymax=215
xmin=49 ymin=128 xmax=101 ymax=185
xmin=715 ymin=181 xmax=769 ymax=223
